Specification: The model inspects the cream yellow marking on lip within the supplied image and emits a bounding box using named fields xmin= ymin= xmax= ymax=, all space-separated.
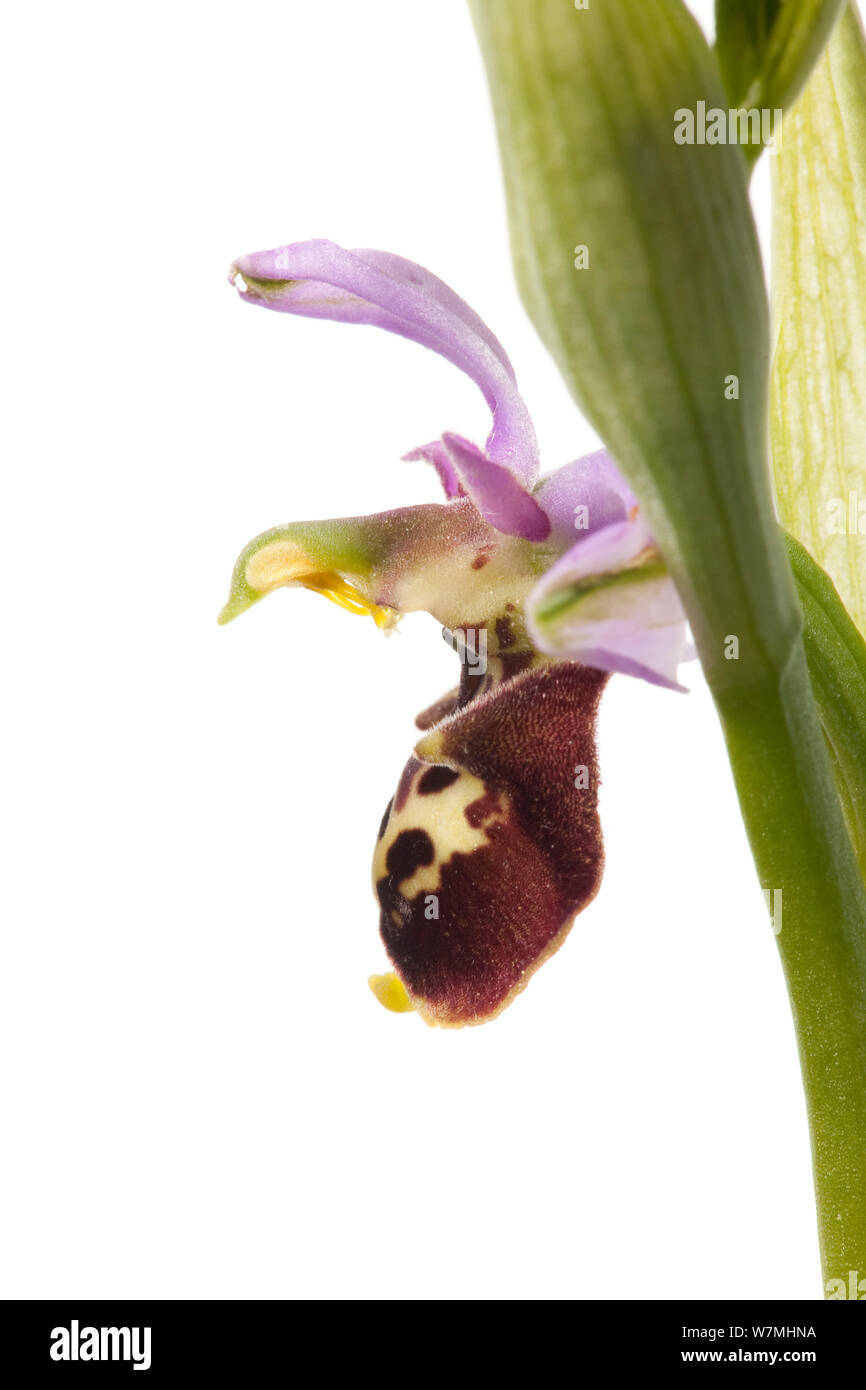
xmin=244 ymin=542 xmax=396 ymax=629
xmin=368 ymin=972 xmax=415 ymax=1014
xmin=372 ymin=763 xmax=511 ymax=905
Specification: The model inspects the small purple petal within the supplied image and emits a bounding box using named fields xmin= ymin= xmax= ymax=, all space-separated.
xmin=527 ymin=517 xmax=690 ymax=690
xmin=535 ymin=449 xmax=637 ymax=544
xmin=230 ymin=239 xmax=540 ymax=485
xmin=568 ymin=638 xmax=689 ymax=692
xmin=403 ymin=440 xmax=465 ymax=499
xmin=442 ymin=434 xmax=551 ymax=542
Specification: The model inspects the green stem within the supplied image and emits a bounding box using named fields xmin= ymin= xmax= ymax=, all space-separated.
xmin=717 ymin=644 xmax=866 ymax=1288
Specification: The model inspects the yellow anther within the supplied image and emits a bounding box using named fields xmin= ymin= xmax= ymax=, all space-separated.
xmin=368 ymin=971 xmax=415 ymax=1014
xmin=301 ymin=573 xmax=395 ymax=629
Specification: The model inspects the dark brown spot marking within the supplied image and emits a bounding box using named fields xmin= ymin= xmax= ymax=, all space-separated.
xmin=471 ymin=549 xmax=492 ymax=570
xmin=377 ymin=828 xmax=436 ymax=929
xmin=418 ymin=766 xmax=460 ymax=796
xmin=386 ymin=828 xmax=435 ymax=884
xmin=495 ymin=614 xmax=516 ymax=649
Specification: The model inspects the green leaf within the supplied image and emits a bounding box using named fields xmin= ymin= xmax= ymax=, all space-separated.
xmin=771 ymin=4 xmax=866 ymax=638
xmin=715 ymin=0 xmax=844 ymax=151
xmin=787 ymin=530 xmax=866 ymax=874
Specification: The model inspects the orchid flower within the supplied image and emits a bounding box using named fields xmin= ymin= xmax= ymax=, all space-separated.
xmin=221 ymin=239 xmax=689 ymax=1026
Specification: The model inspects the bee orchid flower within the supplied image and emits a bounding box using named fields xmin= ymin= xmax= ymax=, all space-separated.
xmin=221 ymin=239 xmax=690 ymax=1026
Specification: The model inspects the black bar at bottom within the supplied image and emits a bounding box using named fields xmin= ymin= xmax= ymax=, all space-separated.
xmin=2 ymin=1298 xmax=861 ymax=1376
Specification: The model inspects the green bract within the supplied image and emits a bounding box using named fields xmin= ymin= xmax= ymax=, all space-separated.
xmin=715 ymin=0 xmax=845 ymax=160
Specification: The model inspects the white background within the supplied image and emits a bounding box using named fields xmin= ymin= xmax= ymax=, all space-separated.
xmin=1 ymin=1 xmax=834 ymax=1298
